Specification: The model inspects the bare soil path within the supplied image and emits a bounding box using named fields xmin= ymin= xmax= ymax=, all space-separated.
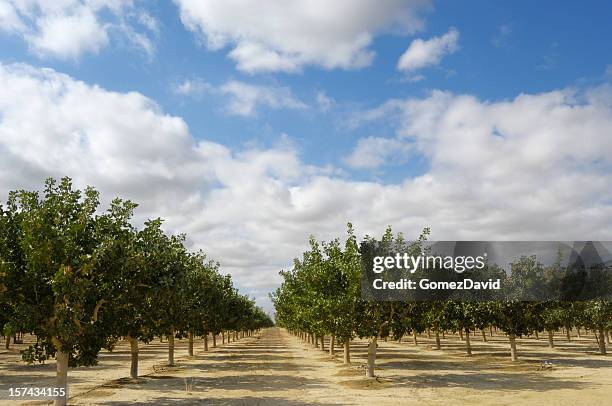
xmin=1 ymin=328 xmax=611 ymax=405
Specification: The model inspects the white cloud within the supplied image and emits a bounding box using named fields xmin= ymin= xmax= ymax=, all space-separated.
xmin=0 ymin=1 xmax=26 ymax=33
xmin=344 ymin=136 xmax=412 ymax=169
xmin=1 ymin=63 xmax=612 ymax=313
xmin=354 ymin=87 xmax=612 ymax=240
xmin=172 ymin=78 xmax=306 ymax=118
xmin=316 ymin=90 xmax=336 ymax=112
xmin=491 ymin=23 xmax=512 ymax=48
xmin=0 ymin=0 xmax=157 ymax=59
xmin=219 ymin=81 xmax=307 ymax=117
xmin=397 ymin=27 xmax=459 ymax=72
xmin=172 ymin=78 xmax=213 ymax=97
xmin=174 ymin=0 xmax=432 ymax=73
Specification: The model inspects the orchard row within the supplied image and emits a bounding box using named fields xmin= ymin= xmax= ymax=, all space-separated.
xmin=0 ymin=177 xmax=273 ymax=404
xmin=272 ymin=225 xmax=611 ymax=378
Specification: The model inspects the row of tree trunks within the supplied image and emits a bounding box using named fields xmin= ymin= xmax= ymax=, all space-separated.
xmin=295 ymin=331 xmax=351 ymax=365
xmin=297 ymin=326 xmax=606 ymax=376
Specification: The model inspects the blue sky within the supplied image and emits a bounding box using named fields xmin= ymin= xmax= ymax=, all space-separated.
xmin=0 ymin=0 xmax=611 ymax=311
xmin=2 ymin=0 xmax=609 ymax=175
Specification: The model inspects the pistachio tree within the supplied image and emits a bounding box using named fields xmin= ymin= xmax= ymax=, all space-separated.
xmin=7 ymin=178 xmax=135 ymax=405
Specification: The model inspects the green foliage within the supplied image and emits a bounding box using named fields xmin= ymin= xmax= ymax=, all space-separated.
xmin=273 ymin=225 xmax=610 ymax=360
xmin=0 ymin=177 xmax=271 ymax=372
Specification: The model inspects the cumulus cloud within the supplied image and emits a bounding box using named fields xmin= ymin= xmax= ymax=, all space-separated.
xmin=355 ymin=87 xmax=612 ymax=239
xmin=1 ymin=63 xmax=612 ymax=312
xmin=344 ymin=136 xmax=412 ymax=169
xmin=174 ymin=0 xmax=432 ymax=73
xmin=397 ymin=27 xmax=459 ymax=72
xmin=0 ymin=0 xmax=157 ymax=59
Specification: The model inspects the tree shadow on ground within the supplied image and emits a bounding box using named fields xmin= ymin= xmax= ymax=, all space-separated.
xmin=389 ymin=371 xmax=594 ymax=392
xmin=113 ymin=373 xmax=323 ymax=393
xmin=191 ymin=361 xmax=312 ymax=373
xmin=102 ymin=396 xmax=338 ymax=405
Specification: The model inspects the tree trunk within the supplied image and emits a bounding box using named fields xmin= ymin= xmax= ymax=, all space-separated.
xmin=128 ymin=335 xmax=139 ymax=379
xmin=320 ymin=336 xmax=325 ymax=351
xmin=547 ymin=329 xmax=554 ymax=348
xmin=329 ymin=335 xmax=335 ymax=355
xmin=413 ymin=333 xmax=418 ymax=345
xmin=481 ymin=329 xmax=487 ymax=342
xmin=4 ymin=335 xmax=9 ymax=349
xmin=489 ymin=326 xmax=493 ymax=337
xmin=55 ymin=349 xmax=69 ymax=406
xmin=535 ymin=330 xmax=539 ymax=340
xmin=366 ymin=336 xmax=377 ymax=378
xmin=465 ymin=329 xmax=472 ymax=356
xmin=188 ymin=332 xmax=194 ymax=356
xmin=222 ymin=332 xmax=225 ymax=344
xmin=204 ymin=335 xmax=209 ymax=351
xmin=459 ymin=329 xmax=464 ymax=341
xmin=168 ymin=331 xmax=175 ymax=366
xmin=509 ymin=333 xmax=518 ymax=361
xmin=343 ymin=340 xmax=351 ymax=364
xmin=434 ymin=329 xmax=441 ymax=349
xmin=606 ymin=330 xmax=610 ymax=345
xmin=212 ymin=334 xmax=217 ymax=348
xmin=598 ymin=327 xmax=607 ymax=355
xmin=565 ymin=326 xmax=571 ymax=342
xmin=427 ymin=328 xmax=431 ymax=339
xmin=577 ymin=328 xmax=581 ymax=338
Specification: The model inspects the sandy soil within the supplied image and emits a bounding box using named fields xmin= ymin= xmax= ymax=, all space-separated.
xmin=1 ymin=328 xmax=611 ymax=405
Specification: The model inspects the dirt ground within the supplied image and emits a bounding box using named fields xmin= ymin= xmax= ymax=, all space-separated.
xmin=1 ymin=327 xmax=611 ymax=405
